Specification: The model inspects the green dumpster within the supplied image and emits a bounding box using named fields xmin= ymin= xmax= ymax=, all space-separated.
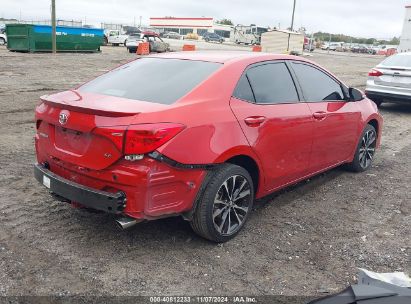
xmin=6 ymin=24 xmax=104 ymax=52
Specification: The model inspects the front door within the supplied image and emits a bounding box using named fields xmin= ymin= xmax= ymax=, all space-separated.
xmin=290 ymin=62 xmax=361 ymax=171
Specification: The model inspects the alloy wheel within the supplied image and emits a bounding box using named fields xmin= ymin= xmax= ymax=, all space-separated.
xmin=359 ymin=129 xmax=376 ymax=169
xmin=212 ymin=175 xmax=252 ymax=236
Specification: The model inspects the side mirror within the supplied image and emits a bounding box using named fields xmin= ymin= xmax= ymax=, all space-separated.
xmin=349 ymin=87 xmax=364 ymax=102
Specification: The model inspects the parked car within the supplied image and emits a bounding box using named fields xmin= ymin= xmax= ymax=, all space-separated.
xmin=321 ymin=43 xmax=339 ymax=51
xmin=125 ymin=33 xmax=144 ymax=53
xmin=351 ymin=45 xmax=369 ymax=54
xmin=203 ymin=32 xmax=224 ymax=43
xmin=34 ymin=52 xmax=382 ymax=242
xmin=162 ymin=31 xmax=181 ymax=39
xmin=0 ymin=25 xmax=7 ymax=45
xmin=126 ymin=33 xmax=169 ymax=53
xmin=304 ymin=43 xmax=315 ymax=52
xmin=366 ymin=52 xmax=411 ymax=106
xmin=183 ymin=32 xmax=199 ymax=40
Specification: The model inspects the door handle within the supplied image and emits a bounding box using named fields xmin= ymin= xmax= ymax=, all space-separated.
xmin=313 ymin=111 xmax=327 ymax=120
xmin=244 ymin=116 xmax=266 ymax=127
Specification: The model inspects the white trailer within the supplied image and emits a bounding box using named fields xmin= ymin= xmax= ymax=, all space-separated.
xmin=399 ymin=5 xmax=411 ymax=53
xmin=233 ymin=25 xmax=267 ymax=45
xmin=261 ymin=29 xmax=304 ymax=55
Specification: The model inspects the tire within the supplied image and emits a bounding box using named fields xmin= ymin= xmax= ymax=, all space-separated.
xmin=346 ymin=124 xmax=377 ymax=172
xmin=190 ymin=164 xmax=254 ymax=243
xmin=372 ymin=99 xmax=383 ymax=107
xmin=0 ymin=38 xmax=6 ymax=45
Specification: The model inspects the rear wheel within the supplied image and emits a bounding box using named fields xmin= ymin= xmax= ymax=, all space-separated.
xmin=0 ymin=38 xmax=6 ymax=45
xmin=191 ymin=164 xmax=254 ymax=243
xmin=347 ymin=124 xmax=377 ymax=172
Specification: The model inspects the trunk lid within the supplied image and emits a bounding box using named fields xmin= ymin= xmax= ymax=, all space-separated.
xmin=36 ymin=90 xmax=167 ymax=170
xmin=375 ymin=66 xmax=411 ymax=89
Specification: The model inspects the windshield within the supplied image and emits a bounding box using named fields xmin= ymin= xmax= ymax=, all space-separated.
xmin=380 ymin=54 xmax=411 ymax=67
xmin=79 ymin=58 xmax=222 ymax=105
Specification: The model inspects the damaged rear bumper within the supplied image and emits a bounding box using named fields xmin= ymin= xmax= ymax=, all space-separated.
xmin=34 ymin=163 xmax=126 ymax=214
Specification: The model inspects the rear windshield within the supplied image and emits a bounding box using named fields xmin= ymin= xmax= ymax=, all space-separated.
xmin=380 ymin=54 xmax=411 ymax=67
xmin=80 ymin=58 xmax=222 ymax=104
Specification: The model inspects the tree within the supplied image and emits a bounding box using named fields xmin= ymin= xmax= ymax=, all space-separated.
xmin=216 ymin=19 xmax=234 ymax=26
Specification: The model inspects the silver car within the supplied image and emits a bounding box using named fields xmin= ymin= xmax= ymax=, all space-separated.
xmin=365 ymin=52 xmax=411 ymax=106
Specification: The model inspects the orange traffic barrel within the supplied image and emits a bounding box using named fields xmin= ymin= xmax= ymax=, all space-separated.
xmin=252 ymin=45 xmax=262 ymax=52
xmin=182 ymin=44 xmax=196 ymax=51
xmin=137 ymin=42 xmax=150 ymax=55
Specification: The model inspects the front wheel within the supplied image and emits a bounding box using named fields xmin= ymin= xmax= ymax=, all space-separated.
xmin=190 ymin=164 xmax=254 ymax=243
xmin=347 ymin=124 xmax=377 ymax=172
xmin=0 ymin=38 xmax=6 ymax=45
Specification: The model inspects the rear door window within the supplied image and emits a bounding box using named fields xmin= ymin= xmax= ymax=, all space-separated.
xmin=233 ymin=74 xmax=255 ymax=102
xmin=245 ymin=63 xmax=299 ymax=104
xmin=80 ymin=58 xmax=221 ymax=105
xmin=381 ymin=54 xmax=411 ymax=67
xmin=291 ymin=62 xmax=344 ymax=102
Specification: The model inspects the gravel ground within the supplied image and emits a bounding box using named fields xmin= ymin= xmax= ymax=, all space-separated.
xmin=0 ymin=45 xmax=409 ymax=298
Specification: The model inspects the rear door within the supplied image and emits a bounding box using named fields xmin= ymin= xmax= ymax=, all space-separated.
xmin=230 ymin=61 xmax=314 ymax=192
xmin=290 ymin=61 xmax=360 ymax=172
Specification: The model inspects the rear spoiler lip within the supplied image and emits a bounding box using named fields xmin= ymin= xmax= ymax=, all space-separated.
xmin=40 ymin=96 xmax=139 ymax=117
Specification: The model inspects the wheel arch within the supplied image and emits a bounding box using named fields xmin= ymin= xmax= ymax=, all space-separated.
xmin=225 ymin=154 xmax=260 ymax=194
xmin=367 ymin=118 xmax=379 ymax=136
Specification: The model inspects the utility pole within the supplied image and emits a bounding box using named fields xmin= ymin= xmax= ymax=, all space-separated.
xmin=139 ymin=16 xmax=142 ymax=28
xmin=290 ymin=0 xmax=297 ymax=31
xmin=51 ymin=0 xmax=57 ymax=54
xmin=287 ymin=0 xmax=297 ymax=52
xmin=328 ymin=32 xmax=331 ymax=54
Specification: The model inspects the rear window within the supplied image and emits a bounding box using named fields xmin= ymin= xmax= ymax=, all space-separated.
xmin=381 ymin=54 xmax=411 ymax=67
xmin=79 ymin=58 xmax=222 ymax=104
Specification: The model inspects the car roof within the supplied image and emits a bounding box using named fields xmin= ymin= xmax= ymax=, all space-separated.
xmin=146 ymin=51 xmax=307 ymax=64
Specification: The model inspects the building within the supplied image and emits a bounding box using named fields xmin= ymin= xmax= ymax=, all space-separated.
xmin=399 ymin=5 xmax=411 ymax=52
xmin=149 ymin=17 xmax=233 ymax=38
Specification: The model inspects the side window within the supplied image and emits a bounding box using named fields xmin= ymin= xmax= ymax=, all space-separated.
xmin=292 ymin=63 xmax=344 ymax=102
xmin=246 ymin=63 xmax=299 ymax=104
xmin=233 ymin=74 xmax=255 ymax=102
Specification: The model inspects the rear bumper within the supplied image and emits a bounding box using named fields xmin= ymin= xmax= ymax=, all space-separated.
xmin=34 ymin=153 xmax=207 ymax=220
xmin=366 ymin=79 xmax=411 ymax=103
xmin=365 ymin=90 xmax=411 ymax=103
xmin=34 ymin=163 xmax=126 ymax=214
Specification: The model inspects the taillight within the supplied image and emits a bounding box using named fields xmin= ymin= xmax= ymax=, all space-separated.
xmin=368 ymin=69 xmax=383 ymax=77
xmin=93 ymin=126 xmax=127 ymax=152
xmin=124 ymin=123 xmax=185 ymax=155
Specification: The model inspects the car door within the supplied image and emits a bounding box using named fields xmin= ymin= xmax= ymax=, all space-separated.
xmin=290 ymin=61 xmax=361 ymax=172
xmin=230 ymin=61 xmax=314 ymax=192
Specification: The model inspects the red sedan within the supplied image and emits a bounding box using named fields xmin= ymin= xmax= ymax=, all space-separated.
xmin=34 ymin=52 xmax=383 ymax=242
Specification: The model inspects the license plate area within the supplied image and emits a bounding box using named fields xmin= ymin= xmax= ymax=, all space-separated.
xmin=43 ymin=175 xmax=51 ymax=189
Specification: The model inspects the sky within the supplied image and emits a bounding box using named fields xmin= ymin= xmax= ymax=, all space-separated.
xmin=0 ymin=0 xmax=408 ymax=39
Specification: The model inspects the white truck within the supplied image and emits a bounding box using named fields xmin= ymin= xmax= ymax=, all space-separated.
xmin=0 ymin=25 xmax=7 ymax=45
xmin=261 ymin=29 xmax=304 ymax=55
xmin=0 ymin=33 xmax=6 ymax=45
xmin=104 ymin=29 xmax=129 ymax=46
xmin=233 ymin=25 xmax=267 ymax=45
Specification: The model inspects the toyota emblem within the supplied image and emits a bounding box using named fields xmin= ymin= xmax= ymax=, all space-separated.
xmin=59 ymin=112 xmax=68 ymax=125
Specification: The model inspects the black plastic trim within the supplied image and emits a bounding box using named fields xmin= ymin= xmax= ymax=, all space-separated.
xmin=365 ymin=90 xmax=411 ymax=103
xmin=148 ymin=151 xmax=218 ymax=170
xmin=34 ymin=163 xmax=126 ymax=214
